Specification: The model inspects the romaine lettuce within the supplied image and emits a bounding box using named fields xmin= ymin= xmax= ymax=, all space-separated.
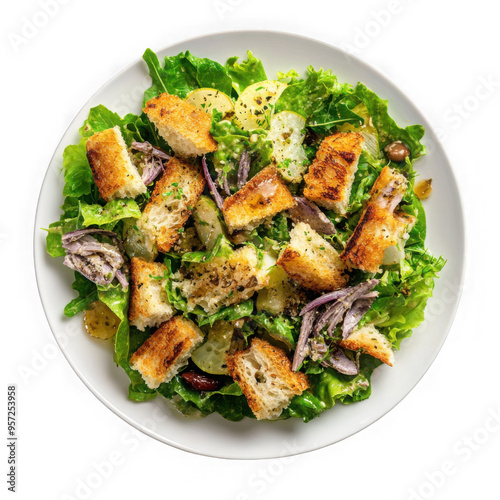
xmin=275 ymin=66 xmax=352 ymax=121
xmin=63 ymin=272 xmax=98 ymax=317
xmin=80 ymin=199 xmax=141 ymax=230
xmin=142 ymin=49 xmax=233 ymax=102
xmin=225 ymin=51 xmax=267 ymax=94
xmin=210 ymin=110 xmax=273 ymax=186
xmin=354 ymin=83 xmax=426 ymax=158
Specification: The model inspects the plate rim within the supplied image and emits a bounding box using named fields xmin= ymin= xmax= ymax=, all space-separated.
xmin=33 ymin=28 xmax=466 ymax=460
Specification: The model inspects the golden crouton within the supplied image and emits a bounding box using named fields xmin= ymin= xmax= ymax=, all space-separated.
xmin=143 ymin=93 xmax=217 ymax=157
xmin=129 ymin=316 xmax=204 ymax=389
xmin=140 ymin=156 xmax=206 ymax=253
xmin=86 ymin=126 xmax=146 ymax=201
xmin=341 ymin=324 xmax=394 ymax=366
xmin=128 ymin=257 xmax=174 ymax=331
xmin=222 ymin=165 xmax=295 ymax=233
xmin=341 ymin=166 xmax=416 ymax=273
xmin=226 ymin=338 xmax=309 ymax=420
xmin=177 ymin=245 xmax=269 ymax=315
xmin=303 ymin=132 xmax=364 ymax=214
xmin=277 ymin=222 xmax=348 ymax=292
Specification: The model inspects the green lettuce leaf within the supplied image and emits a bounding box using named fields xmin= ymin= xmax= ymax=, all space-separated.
xmin=45 ymin=218 xmax=78 ymax=257
xmin=275 ymin=66 xmax=351 ymax=121
xmin=62 ymin=138 xmax=94 ymax=198
xmin=310 ymin=365 xmax=372 ymax=408
xmin=225 ymin=51 xmax=267 ymax=94
xmin=362 ymin=253 xmax=445 ymax=348
xmin=158 ymin=377 xmax=251 ymax=421
xmin=210 ymin=110 xmax=273 ymax=187
xmin=257 ymin=212 xmax=290 ymax=242
xmin=251 ymin=312 xmax=300 ymax=348
xmin=63 ymin=272 xmax=98 ymax=317
xmin=309 ymin=94 xmax=364 ymax=134
xmin=197 ymin=299 xmax=255 ymax=327
xmin=79 ymin=105 xmax=144 ymax=146
xmin=80 ymin=199 xmax=141 ymax=229
xmin=284 ymin=391 xmax=325 ymax=422
xmin=142 ymin=49 xmax=233 ymax=101
xmin=181 ymin=234 xmax=233 ymax=264
xmin=354 ymin=83 xmax=426 ymax=158
xmin=285 ymin=356 xmax=378 ymax=422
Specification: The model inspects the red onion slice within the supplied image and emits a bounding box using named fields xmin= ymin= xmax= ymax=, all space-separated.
xmin=292 ymin=310 xmax=316 ymax=372
xmin=202 ymin=156 xmax=225 ymax=211
xmin=237 ymin=151 xmax=250 ymax=189
xmin=300 ymin=279 xmax=379 ymax=315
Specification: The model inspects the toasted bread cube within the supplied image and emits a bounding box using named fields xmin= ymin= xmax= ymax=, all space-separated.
xmin=277 ymin=222 xmax=348 ymax=292
xmin=130 ymin=316 xmax=204 ymax=389
xmin=341 ymin=324 xmax=394 ymax=366
xmin=177 ymin=245 xmax=269 ymax=315
xmin=222 ymin=165 xmax=295 ymax=233
xmin=304 ymin=132 xmax=364 ymax=214
xmin=341 ymin=166 xmax=416 ymax=273
xmin=227 ymin=338 xmax=309 ymax=420
xmin=86 ymin=126 xmax=146 ymax=201
xmin=128 ymin=257 xmax=174 ymax=331
xmin=140 ymin=157 xmax=206 ymax=253
xmin=143 ymin=93 xmax=217 ymax=157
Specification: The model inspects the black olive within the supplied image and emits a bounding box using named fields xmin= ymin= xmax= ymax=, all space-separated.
xmin=385 ymin=141 xmax=410 ymax=162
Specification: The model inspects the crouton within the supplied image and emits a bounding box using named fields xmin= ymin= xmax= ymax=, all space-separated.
xmin=129 ymin=316 xmax=204 ymax=389
xmin=341 ymin=166 xmax=416 ymax=273
xmin=277 ymin=222 xmax=348 ymax=292
xmin=177 ymin=245 xmax=269 ymax=315
xmin=341 ymin=323 xmax=394 ymax=366
xmin=128 ymin=257 xmax=174 ymax=331
xmin=140 ymin=156 xmax=206 ymax=253
xmin=222 ymin=165 xmax=295 ymax=233
xmin=226 ymin=338 xmax=309 ymax=420
xmin=143 ymin=93 xmax=217 ymax=157
xmin=303 ymin=132 xmax=364 ymax=214
xmin=86 ymin=126 xmax=146 ymax=201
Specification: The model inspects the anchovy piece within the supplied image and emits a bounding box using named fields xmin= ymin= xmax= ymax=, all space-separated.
xmin=342 ymin=293 xmax=379 ymax=339
xmin=292 ymin=310 xmax=316 ymax=372
xmin=321 ymin=348 xmax=359 ymax=375
xmin=62 ymin=229 xmax=128 ymax=289
xmin=237 ymin=150 xmax=250 ymax=189
xmin=131 ymin=141 xmax=170 ymax=186
xmin=288 ymin=197 xmax=336 ymax=235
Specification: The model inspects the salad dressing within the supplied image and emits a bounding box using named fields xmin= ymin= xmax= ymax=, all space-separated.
xmin=84 ymin=301 xmax=120 ymax=339
xmin=414 ymin=179 xmax=433 ymax=200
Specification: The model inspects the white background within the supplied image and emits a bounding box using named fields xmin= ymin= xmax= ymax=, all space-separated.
xmin=2 ymin=0 xmax=499 ymax=499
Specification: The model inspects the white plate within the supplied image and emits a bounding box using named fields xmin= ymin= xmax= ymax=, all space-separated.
xmin=34 ymin=30 xmax=465 ymax=460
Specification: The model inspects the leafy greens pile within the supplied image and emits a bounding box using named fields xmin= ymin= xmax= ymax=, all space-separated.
xmin=46 ymin=49 xmax=443 ymax=422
